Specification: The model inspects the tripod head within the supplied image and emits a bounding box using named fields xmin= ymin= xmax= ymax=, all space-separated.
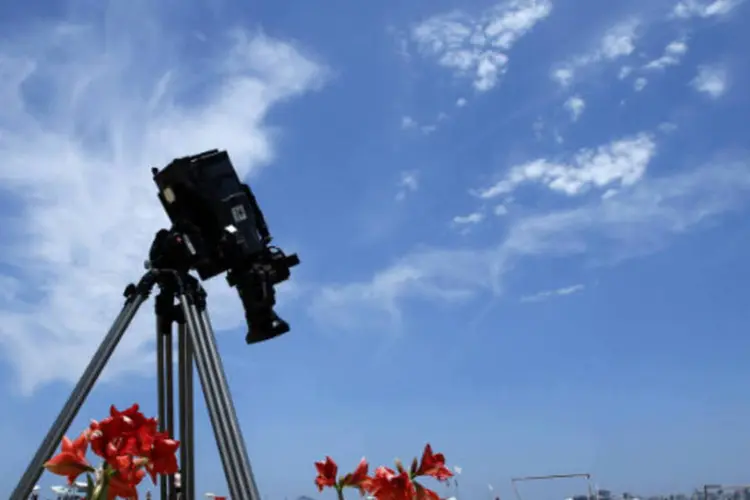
xmin=148 ymin=150 xmax=299 ymax=344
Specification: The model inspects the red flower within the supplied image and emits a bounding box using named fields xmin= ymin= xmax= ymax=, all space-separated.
xmin=135 ymin=418 xmax=159 ymax=456
xmin=44 ymin=433 xmax=93 ymax=484
xmin=415 ymin=483 xmax=441 ymax=500
xmin=89 ymin=404 xmax=156 ymax=459
xmin=340 ymin=458 xmax=370 ymax=492
xmin=108 ymin=454 xmax=147 ymax=499
xmin=47 ymin=404 xmax=179 ymax=499
xmin=314 ymin=456 xmax=338 ymax=491
xmin=89 ymin=403 xmax=179 ymax=484
xmin=365 ymin=466 xmax=415 ymax=500
xmin=145 ymin=433 xmax=180 ymax=482
xmin=415 ymin=444 xmax=452 ymax=482
xmin=108 ymin=471 xmax=145 ymax=499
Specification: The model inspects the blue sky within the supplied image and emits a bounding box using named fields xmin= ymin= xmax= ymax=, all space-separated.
xmin=0 ymin=0 xmax=749 ymax=498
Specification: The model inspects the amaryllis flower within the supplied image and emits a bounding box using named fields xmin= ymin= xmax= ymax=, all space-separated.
xmin=48 ymin=404 xmax=179 ymax=500
xmin=145 ymin=433 xmax=180 ymax=482
xmin=415 ymin=444 xmax=453 ymax=481
xmin=108 ymin=470 xmax=145 ymax=500
xmin=44 ymin=433 xmax=93 ymax=484
xmin=89 ymin=417 xmax=136 ymax=460
xmin=415 ymin=483 xmax=441 ymax=500
xmin=315 ymin=456 xmax=338 ymax=491
xmin=110 ymin=403 xmax=148 ymax=427
xmin=365 ymin=466 xmax=415 ymax=500
xmin=90 ymin=403 xmax=176 ymax=472
xmin=340 ymin=458 xmax=370 ymax=492
xmin=315 ymin=446 xmax=452 ymax=500
xmin=107 ymin=454 xmax=147 ymax=499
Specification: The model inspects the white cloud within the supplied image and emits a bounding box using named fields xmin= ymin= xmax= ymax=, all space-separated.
xmin=564 ymin=95 xmax=586 ymax=121
xmin=307 ymin=249 xmax=499 ymax=331
xmin=0 ymin=8 xmax=325 ymax=394
xmin=396 ymin=171 xmax=419 ymax=201
xmin=453 ymin=212 xmax=485 ymax=225
xmin=658 ymin=122 xmax=678 ymax=133
xmin=401 ymin=115 xmax=417 ymax=129
xmin=552 ymin=68 xmax=574 ymax=87
xmin=552 ymin=19 xmax=640 ymax=86
xmin=599 ymin=21 xmax=640 ymax=59
xmin=411 ymin=0 xmax=553 ymax=92
xmin=494 ymin=204 xmax=509 ymax=216
xmin=476 ymin=133 xmax=656 ymax=198
xmin=456 ymin=97 xmax=468 ymax=107
xmin=618 ymin=66 xmax=633 ymax=79
xmin=672 ymin=0 xmax=744 ymax=18
xmin=309 ymin=158 xmax=750 ymax=331
xmin=644 ymin=39 xmax=688 ymax=70
xmin=310 ymin=160 xmax=750 ymax=331
xmin=421 ymin=124 xmax=438 ymax=135
xmin=691 ymin=65 xmax=728 ymax=98
xmin=634 ymin=77 xmax=648 ymax=91
xmin=520 ymin=284 xmax=585 ymax=303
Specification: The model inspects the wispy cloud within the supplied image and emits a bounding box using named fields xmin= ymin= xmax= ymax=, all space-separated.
xmin=410 ymin=0 xmax=553 ymax=92
xmin=494 ymin=204 xmax=509 ymax=216
xmin=643 ymin=39 xmax=688 ymax=70
xmin=564 ymin=95 xmax=586 ymax=122
xmin=0 ymin=5 xmax=326 ymax=394
xmin=401 ymin=115 xmax=440 ymax=134
xmin=475 ymin=133 xmax=656 ymax=198
xmin=308 ymin=248 xmax=494 ymax=332
xmin=691 ymin=65 xmax=728 ymax=98
xmin=520 ymin=284 xmax=585 ymax=303
xmin=552 ymin=19 xmax=640 ymax=87
xmin=396 ymin=171 xmax=420 ymax=200
xmin=453 ymin=212 xmax=485 ymax=225
xmin=401 ymin=115 xmax=417 ymax=129
xmin=310 ymin=151 xmax=750 ymax=332
xmin=672 ymin=0 xmax=745 ymax=19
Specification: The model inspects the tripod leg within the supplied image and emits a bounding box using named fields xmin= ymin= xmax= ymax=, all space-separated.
xmin=165 ymin=328 xmax=175 ymax=499
xmin=178 ymin=322 xmax=195 ymax=500
xmin=186 ymin=326 xmax=195 ymax=500
xmin=156 ymin=317 xmax=167 ymax=500
xmin=178 ymin=296 xmax=242 ymax=499
xmin=11 ymin=293 xmax=148 ymax=500
xmin=156 ymin=306 xmax=176 ymax=500
xmin=178 ymin=295 xmax=260 ymax=500
xmin=198 ymin=307 xmax=260 ymax=497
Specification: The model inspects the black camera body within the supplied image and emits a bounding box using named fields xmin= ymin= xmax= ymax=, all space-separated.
xmin=150 ymin=149 xmax=299 ymax=344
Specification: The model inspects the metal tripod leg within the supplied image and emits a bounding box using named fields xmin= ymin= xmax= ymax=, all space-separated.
xmin=156 ymin=316 xmax=169 ymax=500
xmin=177 ymin=292 xmax=261 ymax=500
xmin=198 ymin=307 xmax=260 ymax=498
xmin=156 ymin=290 xmax=177 ymax=500
xmin=178 ymin=321 xmax=195 ymax=500
xmin=11 ymin=285 xmax=151 ymax=500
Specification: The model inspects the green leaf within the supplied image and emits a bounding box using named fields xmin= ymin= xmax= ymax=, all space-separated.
xmin=99 ymin=483 xmax=110 ymax=500
xmin=86 ymin=473 xmax=95 ymax=499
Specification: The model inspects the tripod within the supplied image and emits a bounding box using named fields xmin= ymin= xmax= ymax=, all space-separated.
xmin=11 ymin=266 xmax=262 ymax=500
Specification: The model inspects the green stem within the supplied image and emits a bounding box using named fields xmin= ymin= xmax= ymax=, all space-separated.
xmin=337 ymin=486 xmax=346 ymax=500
